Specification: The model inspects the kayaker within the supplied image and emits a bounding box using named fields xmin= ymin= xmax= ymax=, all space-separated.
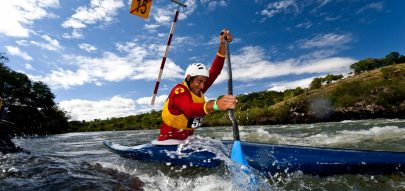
xmin=154 ymin=29 xmax=237 ymax=145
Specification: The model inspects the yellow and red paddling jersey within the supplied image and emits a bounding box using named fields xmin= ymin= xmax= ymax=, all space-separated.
xmin=158 ymin=54 xmax=225 ymax=141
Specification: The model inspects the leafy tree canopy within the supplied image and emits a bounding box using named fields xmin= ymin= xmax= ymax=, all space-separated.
xmin=0 ymin=53 xmax=69 ymax=136
xmin=350 ymin=52 xmax=405 ymax=74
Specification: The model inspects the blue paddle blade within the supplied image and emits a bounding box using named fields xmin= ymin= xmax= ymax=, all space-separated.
xmin=231 ymin=140 xmax=248 ymax=165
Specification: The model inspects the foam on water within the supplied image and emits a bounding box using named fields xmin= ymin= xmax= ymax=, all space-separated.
xmin=140 ymin=171 xmax=232 ymax=191
xmin=55 ymin=150 xmax=108 ymax=157
xmin=340 ymin=120 xmax=358 ymax=123
xmin=300 ymin=125 xmax=405 ymax=147
xmin=110 ymin=142 xmax=148 ymax=150
xmin=244 ymin=128 xmax=285 ymax=144
xmin=239 ymin=125 xmax=405 ymax=149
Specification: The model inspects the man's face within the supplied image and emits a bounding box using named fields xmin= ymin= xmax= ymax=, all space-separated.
xmin=187 ymin=75 xmax=208 ymax=95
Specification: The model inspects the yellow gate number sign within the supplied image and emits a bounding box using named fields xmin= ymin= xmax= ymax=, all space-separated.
xmin=130 ymin=0 xmax=153 ymax=19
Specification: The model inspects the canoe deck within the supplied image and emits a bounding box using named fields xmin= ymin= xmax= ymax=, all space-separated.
xmin=104 ymin=140 xmax=405 ymax=176
xmin=103 ymin=140 xmax=222 ymax=168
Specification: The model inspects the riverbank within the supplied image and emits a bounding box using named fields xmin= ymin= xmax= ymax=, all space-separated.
xmin=68 ymin=63 xmax=405 ymax=132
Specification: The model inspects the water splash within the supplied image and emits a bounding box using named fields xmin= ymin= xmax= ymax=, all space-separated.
xmin=167 ymin=136 xmax=272 ymax=190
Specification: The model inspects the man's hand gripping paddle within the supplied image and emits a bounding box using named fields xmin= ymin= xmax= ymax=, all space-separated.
xmin=223 ymin=34 xmax=249 ymax=166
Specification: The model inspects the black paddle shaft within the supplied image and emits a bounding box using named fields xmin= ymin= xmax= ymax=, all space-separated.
xmin=224 ymin=39 xmax=240 ymax=141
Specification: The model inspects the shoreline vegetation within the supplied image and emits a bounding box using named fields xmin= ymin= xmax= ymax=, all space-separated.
xmin=1 ymin=52 xmax=405 ymax=135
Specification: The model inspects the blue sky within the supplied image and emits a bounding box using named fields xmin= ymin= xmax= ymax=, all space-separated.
xmin=1 ymin=0 xmax=404 ymax=121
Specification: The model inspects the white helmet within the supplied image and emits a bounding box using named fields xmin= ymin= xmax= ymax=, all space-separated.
xmin=184 ymin=63 xmax=209 ymax=78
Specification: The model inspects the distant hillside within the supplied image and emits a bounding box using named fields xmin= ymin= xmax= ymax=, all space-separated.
xmin=69 ymin=59 xmax=405 ymax=132
xmin=264 ymin=63 xmax=405 ymax=124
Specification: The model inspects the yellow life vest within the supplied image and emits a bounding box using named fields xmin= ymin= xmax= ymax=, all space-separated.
xmin=162 ymin=82 xmax=205 ymax=131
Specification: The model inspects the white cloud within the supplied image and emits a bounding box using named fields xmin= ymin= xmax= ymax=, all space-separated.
xmin=215 ymin=46 xmax=356 ymax=83
xmin=59 ymin=96 xmax=136 ymax=121
xmin=78 ymin=43 xmax=97 ymax=53
xmin=32 ymin=68 xmax=90 ymax=89
xmin=298 ymin=49 xmax=338 ymax=60
xmin=200 ymin=0 xmax=228 ymax=10
xmin=172 ymin=36 xmax=195 ymax=47
xmin=32 ymin=41 xmax=183 ymax=89
xmin=16 ymin=40 xmax=29 ymax=46
xmin=61 ymin=0 xmax=124 ymax=38
xmin=356 ymin=2 xmax=384 ymax=14
xmin=0 ymin=0 xmax=59 ymax=37
xmin=136 ymin=95 xmax=167 ymax=106
xmin=131 ymin=58 xmax=183 ymax=80
xmin=298 ymin=33 xmax=352 ymax=49
xmin=30 ymin=35 xmax=63 ymax=51
xmin=59 ymin=94 xmax=168 ymax=121
xmin=153 ymin=8 xmax=172 ymax=24
xmin=258 ymin=0 xmax=339 ymax=22
xmin=62 ymin=0 xmax=124 ymax=29
xmin=318 ymin=0 xmax=332 ymax=7
xmin=204 ymin=35 xmax=242 ymax=47
xmin=296 ymin=20 xmax=312 ymax=29
xmin=25 ymin=63 xmax=34 ymax=70
xmin=260 ymin=0 xmax=299 ymax=18
xmin=268 ymin=85 xmax=287 ymax=92
xmin=268 ymin=76 xmax=316 ymax=92
xmin=145 ymin=24 xmax=160 ymax=32
xmin=62 ymin=30 xmax=83 ymax=39
xmin=178 ymin=0 xmax=197 ymax=20
xmin=68 ymin=52 xmax=135 ymax=83
xmin=324 ymin=15 xmax=341 ymax=21
xmin=152 ymin=0 xmax=197 ymax=25
xmin=204 ymin=36 xmax=219 ymax=46
xmin=5 ymin=46 xmax=33 ymax=61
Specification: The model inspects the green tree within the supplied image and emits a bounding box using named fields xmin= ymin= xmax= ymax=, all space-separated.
xmin=323 ymin=74 xmax=344 ymax=84
xmin=32 ymin=81 xmax=55 ymax=110
xmin=310 ymin=78 xmax=322 ymax=89
xmin=398 ymin=55 xmax=405 ymax=63
xmin=350 ymin=58 xmax=379 ymax=74
xmin=384 ymin=52 xmax=400 ymax=65
xmin=350 ymin=52 xmax=405 ymax=74
xmin=0 ymin=53 xmax=69 ymax=135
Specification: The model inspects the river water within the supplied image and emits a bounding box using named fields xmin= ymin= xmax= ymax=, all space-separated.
xmin=1 ymin=119 xmax=405 ymax=190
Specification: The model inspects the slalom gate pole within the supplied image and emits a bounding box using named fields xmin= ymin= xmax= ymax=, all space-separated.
xmin=151 ymin=1 xmax=186 ymax=105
